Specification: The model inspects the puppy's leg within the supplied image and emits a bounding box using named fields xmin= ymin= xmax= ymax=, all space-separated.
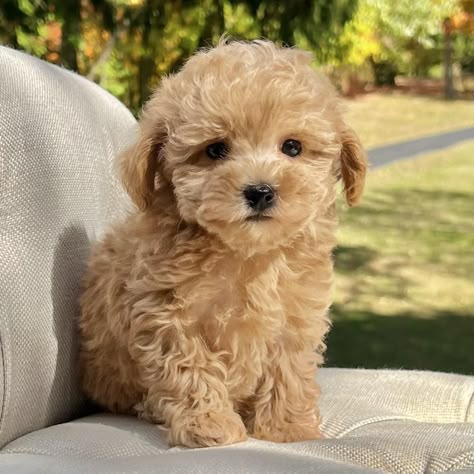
xmin=246 ymin=350 xmax=323 ymax=442
xmin=130 ymin=314 xmax=247 ymax=448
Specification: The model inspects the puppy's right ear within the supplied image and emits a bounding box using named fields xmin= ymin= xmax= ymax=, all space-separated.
xmin=340 ymin=126 xmax=367 ymax=207
xmin=120 ymin=117 xmax=166 ymax=211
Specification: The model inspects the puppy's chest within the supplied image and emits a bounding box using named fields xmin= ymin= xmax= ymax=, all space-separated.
xmin=177 ymin=251 xmax=330 ymax=399
xmin=185 ymin=253 xmax=322 ymax=347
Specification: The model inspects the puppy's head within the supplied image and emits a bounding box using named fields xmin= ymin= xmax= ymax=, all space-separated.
xmin=121 ymin=40 xmax=367 ymax=253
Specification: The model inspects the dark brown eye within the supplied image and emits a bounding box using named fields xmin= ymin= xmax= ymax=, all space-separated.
xmin=206 ymin=141 xmax=229 ymax=160
xmin=281 ymin=139 xmax=302 ymax=158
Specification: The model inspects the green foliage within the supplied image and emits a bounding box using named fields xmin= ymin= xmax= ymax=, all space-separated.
xmin=16 ymin=21 xmax=48 ymax=56
xmin=1 ymin=0 xmax=472 ymax=109
xmin=353 ymin=0 xmax=459 ymax=77
xmin=0 ymin=0 xmax=359 ymax=112
xmin=18 ymin=0 xmax=35 ymax=16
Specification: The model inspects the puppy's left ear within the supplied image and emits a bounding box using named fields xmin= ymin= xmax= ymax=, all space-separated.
xmin=339 ymin=127 xmax=368 ymax=207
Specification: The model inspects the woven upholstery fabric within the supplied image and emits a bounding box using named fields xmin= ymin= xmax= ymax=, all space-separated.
xmin=2 ymin=369 xmax=474 ymax=474
xmin=0 ymin=46 xmax=136 ymax=448
xmin=0 ymin=452 xmax=376 ymax=474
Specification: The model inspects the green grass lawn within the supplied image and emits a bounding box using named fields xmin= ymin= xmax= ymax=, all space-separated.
xmin=345 ymin=93 xmax=474 ymax=148
xmin=326 ymin=141 xmax=474 ymax=374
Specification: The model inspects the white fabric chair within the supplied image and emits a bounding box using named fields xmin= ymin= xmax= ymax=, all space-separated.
xmin=0 ymin=46 xmax=473 ymax=474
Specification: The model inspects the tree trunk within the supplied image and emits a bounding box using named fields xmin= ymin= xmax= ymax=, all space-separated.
xmin=443 ymin=18 xmax=455 ymax=99
xmin=138 ymin=0 xmax=154 ymax=107
xmin=60 ymin=0 xmax=81 ymax=71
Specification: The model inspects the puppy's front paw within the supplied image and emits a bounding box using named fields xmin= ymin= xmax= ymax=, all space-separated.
xmin=252 ymin=422 xmax=323 ymax=443
xmin=170 ymin=410 xmax=248 ymax=448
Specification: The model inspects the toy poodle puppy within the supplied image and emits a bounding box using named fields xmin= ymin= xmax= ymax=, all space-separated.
xmin=79 ymin=39 xmax=367 ymax=448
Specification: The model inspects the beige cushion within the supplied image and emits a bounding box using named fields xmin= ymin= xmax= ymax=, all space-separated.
xmin=0 ymin=46 xmax=135 ymax=447
xmin=2 ymin=369 xmax=474 ymax=473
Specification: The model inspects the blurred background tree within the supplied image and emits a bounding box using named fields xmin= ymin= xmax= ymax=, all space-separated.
xmin=1 ymin=0 xmax=472 ymax=113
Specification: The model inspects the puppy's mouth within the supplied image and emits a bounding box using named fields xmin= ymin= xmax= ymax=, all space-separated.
xmin=246 ymin=214 xmax=273 ymax=222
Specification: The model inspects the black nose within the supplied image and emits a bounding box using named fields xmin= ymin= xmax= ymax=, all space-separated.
xmin=243 ymin=184 xmax=275 ymax=212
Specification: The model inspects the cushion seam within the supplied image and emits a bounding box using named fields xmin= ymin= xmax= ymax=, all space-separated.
xmin=0 ymin=320 xmax=9 ymax=435
xmin=1 ymin=446 xmax=175 ymax=459
xmin=465 ymin=389 xmax=474 ymax=422
xmin=331 ymin=416 xmax=415 ymax=438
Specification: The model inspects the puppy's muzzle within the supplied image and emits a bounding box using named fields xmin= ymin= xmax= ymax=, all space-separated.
xmin=243 ymin=184 xmax=276 ymax=213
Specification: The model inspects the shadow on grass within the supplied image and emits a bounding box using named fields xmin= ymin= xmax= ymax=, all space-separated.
xmin=333 ymin=245 xmax=378 ymax=273
xmin=325 ymin=305 xmax=474 ymax=375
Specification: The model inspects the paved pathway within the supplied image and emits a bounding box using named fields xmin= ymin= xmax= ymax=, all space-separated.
xmin=368 ymin=126 xmax=474 ymax=169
